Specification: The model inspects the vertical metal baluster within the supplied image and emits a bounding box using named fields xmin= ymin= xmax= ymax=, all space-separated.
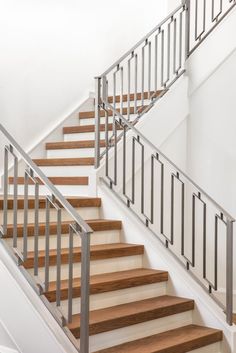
xmin=154 ymin=33 xmax=158 ymax=93
xmin=68 ymin=225 xmax=74 ymax=323
xmin=34 ymin=182 xmax=39 ymax=276
xmin=167 ymin=21 xmax=171 ymax=84
xmin=80 ymin=230 xmax=91 ymax=353
xmin=95 ymin=77 xmax=101 ymax=169
xmin=185 ymin=0 xmax=191 ymax=58
xmin=3 ymin=147 xmax=9 ymax=236
xmin=128 ymin=59 xmax=131 ymax=120
xmin=44 ymin=196 xmax=50 ymax=292
xmin=105 ymin=109 xmax=109 ymax=179
xmin=12 ymin=149 xmax=18 ymax=248
xmin=173 ymin=18 xmax=177 ymax=74
xmin=179 ymin=11 xmax=183 ymax=69
xmin=141 ymin=42 xmax=146 ymax=106
xmin=161 ymin=30 xmax=164 ymax=87
xmin=56 ymin=208 xmax=62 ymax=306
xmin=23 ymin=170 xmax=29 ymax=261
xmin=226 ymin=219 xmax=233 ymax=325
xmin=195 ymin=0 xmax=199 ymax=40
xmin=148 ymin=42 xmax=151 ymax=99
xmin=134 ymin=54 xmax=138 ymax=114
xmin=160 ymin=163 xmax=164 ymax=234
xmin=122 ymin=126 xmax=127 ymax=196
xmin=120 ymin=67 xmax=123 ymax=116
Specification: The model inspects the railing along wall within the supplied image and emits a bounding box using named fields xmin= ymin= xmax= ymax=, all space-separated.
xmin=0 ymin=124 xmax=91 ymax=353
xmin=95 ymin=0 xmax=236 ymax=325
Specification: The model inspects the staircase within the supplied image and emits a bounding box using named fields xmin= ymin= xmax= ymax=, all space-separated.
xmin=1 ymin=0 xmax=236 ymax=352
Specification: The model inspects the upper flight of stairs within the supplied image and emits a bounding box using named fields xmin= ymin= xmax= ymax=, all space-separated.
xmin=2 ymin=91 xmax=223 ymax=352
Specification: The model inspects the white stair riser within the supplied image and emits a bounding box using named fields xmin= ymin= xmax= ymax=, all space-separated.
xmin=79 ymin=113 xmax=136 ymax=126
xmin=47 ymin=148 xmax=105 ymax=159
xmin=54 ymin=282 xmax=167 ymax=315
xmin=0 ymin=207 xmax=100 ymax=224
xmin=29 ymin=255 xmax=143 ymax=282
xmin=5 ymin=230 xmax=121 ymax=251
xmin=64 ymin=131 xmax=112 ymax=142
xmin=35 ymin=165 xmax=94 ymax=176
xmin=87 ymin=311 xmax=193 ymax=352
xmin=8 ymin=185 xmax=92 ymax=197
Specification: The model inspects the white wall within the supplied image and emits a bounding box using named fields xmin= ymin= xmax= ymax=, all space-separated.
xmin=0 ymin=0 xmax=167 ymax=155
xmin=186 ymin=7 xmax=236 ymax=216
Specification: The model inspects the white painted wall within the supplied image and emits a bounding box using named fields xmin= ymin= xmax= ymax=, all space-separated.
xmin=186 ymin=7 xmax=236 ymax=216
xmin=0 ymin=0 xmax=167 ymax=156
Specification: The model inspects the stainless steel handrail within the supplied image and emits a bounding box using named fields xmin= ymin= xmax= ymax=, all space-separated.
xmin=0 ymin=123 xmax=91 ymax=353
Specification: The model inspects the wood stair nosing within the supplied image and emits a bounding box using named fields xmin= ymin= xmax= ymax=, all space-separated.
xmin=68 ymin=295 xmax=194 ymax=338
xmin=6 ymin=219 xmax=122 ymax=237
xmin=8 ymin=176 xmax=89 ymax=186
xmin=0 ymin=197 xmax=101 ymax=210
xmin=32 ymin=157 xmax=94 ymax=167
xmin=94 ymin=324 xmax=223 ymax=353
xmin=24 ymin=243 xmax=144 ymax=269
xmin=79 ymin=105 xmax=148 ymax=119
xmin=106 ymin=90 xmax=163 ymax=104
xmin=45 ymin=268 xmax=169 ymax=302
xmin=45 ymin=140 xmax=106 ymax=150
xmin=63 ymin=123 xmax=122 ymax=135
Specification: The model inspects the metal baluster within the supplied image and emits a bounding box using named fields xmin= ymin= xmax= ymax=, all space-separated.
xmin=148 ymin=42 xmax=151 ymax=99
xmin=120 ymin=67 xmax=123 ymax=116
xmin=3 ymin=146 xmax=9 ymax=236
xmin=23 ymin=170 xmax=29 ymax=261
xmin=134 ymin=54 xmax=138 ymax=114
xmin=226 ymin=219 xmax=233 ymax=325
xmin=56 ymin=207 xmax=62 ymax=307
xmin=44 ymin=196 xmax=50 ymax=292
xmin=154 ymin=33 xmax=158 ymax=93
xmin=34 ymin=182 xmax=39 ymax=275
xmin=185 ymin=0 xmax=191 ymax=58
xmin=80 ymin=230 xmax=91 ymax=353
xmin=12 ymin=147 xmax=18 ymax=248
xmin=128 ymin=59 xmax=131 ymax=120
xmin=68 ymin=225 xmax=74 ymax=323
xmin=95 ymin=77 xmax=101 ymax=169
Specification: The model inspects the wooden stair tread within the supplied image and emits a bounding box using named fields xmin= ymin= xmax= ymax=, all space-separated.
xmin=79 ymin=106 xmax=148 ymax=119
xmin=63 ymin=123 xmax=122 ymax=135
xmin=68 ymin=295 xmax=194 ymax=338
xmin=6 ymin=219 xmax=122 ymax=237
xmin=0 ymin=196 xmax=101 ymax=210
xmin=32 ymin=157 xmax=94 ymax=166
xmin=107 ymin=91 xmax=163 ymax=104
xmin=45 ymin=268 xmax=168 ymax=302
xmin=24 ymin=243 xmax=144 ymax=268
xmin=8 ymin=176 xmax=88 ymax=185
xmin=45 ymin=140 xmax=106 ymax=150
xmin=94 ymin=324 xmax=222 ymax=353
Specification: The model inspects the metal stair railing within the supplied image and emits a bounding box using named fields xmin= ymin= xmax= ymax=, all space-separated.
xmin=94 ymin=0 xmax=236 ymax=325
xmin=0 ymin=123 xmax=91 ymax=353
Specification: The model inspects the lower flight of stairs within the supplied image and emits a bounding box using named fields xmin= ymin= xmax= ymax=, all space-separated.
xmin=2 ymin=93 xmax=223 ymax=352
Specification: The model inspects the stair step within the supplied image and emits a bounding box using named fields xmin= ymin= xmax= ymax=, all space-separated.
xmin=45 ymin=268 xmax=168 ymax=302
xmin=107 ymin=91 xmax=163 ymax=104
xmin=24 ymin=243 xmax=144 ymax=269
xmin=6 ymin=219 xmax=122 ymax=237
xmin=8 ymin=176 xmax=88 ymax=185
xmin=32 ymin=158 xmax=94 ymax=166
xmin=79 ymin=106 xmax=147 ymax=119
xmin=68 ymin=295 xmax=194 ymax=338
xmin=45 ymin=140 xmax=106 ymax=150
xmin=94 ymin=324 xmax=222 ymax=353
xmin=0 ymin=196 xmax=101 ymax=210
xmin=63 ymin=123 xmax=121 ymax=135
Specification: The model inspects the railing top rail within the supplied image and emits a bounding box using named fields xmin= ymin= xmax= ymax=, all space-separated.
xmin=103 ymin=102 xmax=235 ymax=222
xmin=97 ymin=3 xmax=185 ymax=78
xmin=0 ymin=123 xmax=93 ymax=234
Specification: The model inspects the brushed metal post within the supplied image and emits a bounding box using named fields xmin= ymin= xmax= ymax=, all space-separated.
xmin=95 ymin=77 xmax=101 ymax=169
